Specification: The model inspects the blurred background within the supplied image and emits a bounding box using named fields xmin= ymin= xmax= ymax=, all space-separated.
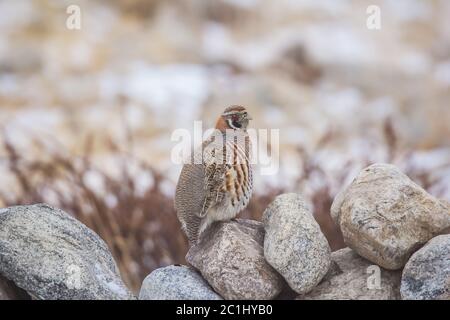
xmin=1 ymin=0 xmax=449 ymax=293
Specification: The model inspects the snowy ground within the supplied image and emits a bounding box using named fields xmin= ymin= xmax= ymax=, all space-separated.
xmin=0 ymin=0 xmax=449 ymax=201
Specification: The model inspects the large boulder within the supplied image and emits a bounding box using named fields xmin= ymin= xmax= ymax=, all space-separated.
xmin=0 ymin=204 xmax=135 ymax=300
xmin=400 ymin=235 xmax=450 ymax=300
xmin=139 ymin=265 xmax=222 ymax=300
xmin=263 ymin=193 xmax=331 ymax=294
xmin=297 ymin=248 xmax=401 ymax=300
xmin=331 ymin=163 xmax=450 ymax=269
xmin=186 ymin=219 xmax=284 ymax=300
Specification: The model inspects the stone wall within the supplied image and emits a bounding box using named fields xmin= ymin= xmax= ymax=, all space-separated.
xmin=1 ymin=163 xmax=448 ymax=300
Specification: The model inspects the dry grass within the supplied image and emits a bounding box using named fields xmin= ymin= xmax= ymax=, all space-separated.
xmin=0 ymin=135 xmax=188 ymax=292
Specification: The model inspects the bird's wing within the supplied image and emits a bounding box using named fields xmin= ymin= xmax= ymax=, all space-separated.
xmin=174 ymin=160 xmax=206 ymax=244
xmin=198 ymin=135 xmax=229 ymax=218
xmin=174 ymin=162 xmax=205 ymax=219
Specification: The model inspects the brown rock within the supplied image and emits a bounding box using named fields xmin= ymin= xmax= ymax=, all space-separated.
xmin=186 ymin=219 xmax=284 ymax=300
xmin=263 ymin=193 xmax=331 ymax=294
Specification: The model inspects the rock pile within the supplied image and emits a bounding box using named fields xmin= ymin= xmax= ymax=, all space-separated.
xmin=0 ymin=163 xmax=448 ymax=300
xmin=143 ymin=163 xmax=448 ymax=300
xmin=331 ymin=163 xmax=450 ymax=270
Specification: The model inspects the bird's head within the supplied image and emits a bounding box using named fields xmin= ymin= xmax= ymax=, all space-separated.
xmin=215 ymin=105 xmax=252 ymax=132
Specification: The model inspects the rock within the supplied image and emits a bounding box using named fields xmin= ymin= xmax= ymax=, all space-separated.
xmin=0 ymin=275 xmax=30 ymax=300
xmin=400 ymin=235 xmax=450 ymax=300
xmin=186 ymin=219 xmax=284 ymax=300
xmin=0 ymin=204 xmax=135 ymax=300
xmin=297 ymin=248 xmax=401 ymax=300
xmin=330 ymin=184 xmax=349 ymax=223
xmin=331 ymin=163 xmax=450 ymax=270
xmin=263 ymin=193 xmax=331 ymax=294
xmin=0 ymin=47 xmax=42 ymax=74
xmin=139 ymin=265 xmax=222 ymax=300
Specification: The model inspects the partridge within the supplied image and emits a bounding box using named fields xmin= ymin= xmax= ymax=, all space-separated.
xmin=175 ymin=105 xmax=253 ymax=245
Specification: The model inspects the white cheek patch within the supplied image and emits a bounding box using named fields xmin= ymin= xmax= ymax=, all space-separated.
xmin=227 ymin=119 xmax=238 ymax=129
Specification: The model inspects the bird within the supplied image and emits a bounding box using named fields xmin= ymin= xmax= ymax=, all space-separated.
xmin=175 ymin=105 xmax=253 ymax=245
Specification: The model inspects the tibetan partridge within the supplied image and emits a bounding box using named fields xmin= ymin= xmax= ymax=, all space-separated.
xmin=175 ymin=105 xmax=253 ymax=245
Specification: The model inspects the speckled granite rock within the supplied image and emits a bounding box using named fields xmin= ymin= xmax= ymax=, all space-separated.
xmin=139 ymin=265 xmax=222 ymax=300
xmin=263 ymin=193 xmax=331 ymax=294
xmin=331 ymin=164 xmax=450 ymax=269
xmin=0 ymin=204 xmax=135 ymax=300
xmin=401 ymin=235 xmax=450 ymax=300
xmin=297 ymin=248 xmax=401 ymax=300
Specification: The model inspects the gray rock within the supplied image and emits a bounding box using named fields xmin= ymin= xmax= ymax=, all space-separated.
xmin=297 ymin=248 xmax=401 ymax=300
xmin=139 ymin=265 xmax=222 ymax=300
xmin=0 ymin=204 xmax=135 ymax=300
xmin=263 ymin=193 xmax=331 ymax=294
xmin=186 ymin=219 xmax=284 ymax=300
xmin=400 ymin=235 xmax=450 ymax=300
xmin=331 ymin=163 xmax=450 ymax=270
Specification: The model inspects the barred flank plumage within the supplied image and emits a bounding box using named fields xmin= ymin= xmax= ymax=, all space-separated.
xmin=174 ymin=106 xmax=253 ymax=245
